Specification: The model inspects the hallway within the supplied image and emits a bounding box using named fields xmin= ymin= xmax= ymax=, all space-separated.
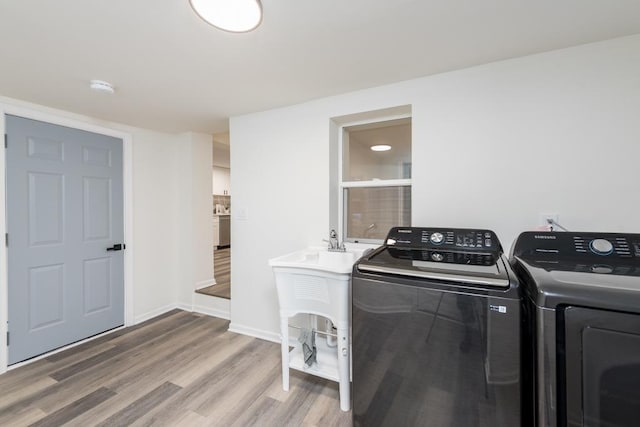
xmin=196 ymin=248 xmax=230 ymax=299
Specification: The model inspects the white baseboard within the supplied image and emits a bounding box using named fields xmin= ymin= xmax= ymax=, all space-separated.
xmin=192 ymin=304 xmax=230 ymax=320
xmin=134 ymin=303 xmax=181 ymax=324
xmin=195 ymin=278 xmax=216 ymax=290
xmin=175 ymin=302 xmax=192 ymax=312
xmin=193 ymin=293 xmax=230 ymax=316
xmin=180 ymin=300 xmax=278 ymax=341
xmin=140 ymin=302 xmax=230 ymax=322
xmin=134 ymin=301 xmax=230 ymax=325
xmin=228 ymin=322 xmax=280 ymax=344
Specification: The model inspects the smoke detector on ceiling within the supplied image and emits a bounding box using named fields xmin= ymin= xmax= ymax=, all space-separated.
xmin=89 ymin=80 xmax=115 ymax=94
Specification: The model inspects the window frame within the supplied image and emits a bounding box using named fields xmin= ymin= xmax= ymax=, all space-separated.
xmin=338 ymin=114 xmax=412 ymax=244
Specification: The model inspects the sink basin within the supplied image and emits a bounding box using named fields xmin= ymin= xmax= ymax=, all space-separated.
xmin=269 ymin=244 xmax=375 ymax=275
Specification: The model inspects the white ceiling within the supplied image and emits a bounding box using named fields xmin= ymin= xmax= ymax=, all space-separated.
xmin=1 ymin=1 xmax=639 ymax=134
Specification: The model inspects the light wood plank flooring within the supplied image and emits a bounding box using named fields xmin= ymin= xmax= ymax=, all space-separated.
xmin=0 ymin=310 xmax=351 ymax=426
xmin=197 ymin=248 xmax=231 ymax=299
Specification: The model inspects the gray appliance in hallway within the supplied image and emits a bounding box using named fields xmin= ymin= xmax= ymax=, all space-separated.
xmin=219 ymin=215 xmax=230 ymax=247
xmin=511 ymin=231 xmax=640 ymax=427
xmin=352 ymin=227 xmax=522 ymax=426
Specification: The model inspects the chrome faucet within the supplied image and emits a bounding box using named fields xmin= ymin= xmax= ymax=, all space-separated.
xmin=327 ymin=229 xmax=346 ymax=252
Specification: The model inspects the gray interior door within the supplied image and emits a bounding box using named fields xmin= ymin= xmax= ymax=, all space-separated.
xmin=6 ymin=115 xmax=125 ymax=364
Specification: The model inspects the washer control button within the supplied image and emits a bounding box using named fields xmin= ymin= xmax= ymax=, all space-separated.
xmin=590 ymin=239 xmax=614 ymax=255
xmin=430 ymin=232 xmax=444 ymax=244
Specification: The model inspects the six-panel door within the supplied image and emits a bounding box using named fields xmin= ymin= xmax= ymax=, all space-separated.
xmin=6 ymin=115 xmax=125 ymax=364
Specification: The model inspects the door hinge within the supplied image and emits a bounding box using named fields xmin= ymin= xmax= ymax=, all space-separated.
xmin=4 ymin=233 xmax=7 ymax=247
xmin=4 ymin=134 xmax=7 ymax=149
xmin=6 ymin=331 xmax=9 ymax=346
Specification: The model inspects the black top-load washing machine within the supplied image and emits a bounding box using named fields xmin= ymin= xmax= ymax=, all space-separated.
xmin=511 ymin=231 xmax=640 ymax=427
xmin=352 ymin=227 xmax=522 ymax=426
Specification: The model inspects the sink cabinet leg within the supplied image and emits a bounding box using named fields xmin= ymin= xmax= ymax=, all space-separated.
xmin=337 ymin=326 xmax=351 ymax=411
xmin=281 ymin=315 xmax=290 ymax=391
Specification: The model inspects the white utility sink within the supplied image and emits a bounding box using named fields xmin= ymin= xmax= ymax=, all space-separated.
xmin=269 ymin=242 xmax=378 ymax=412
xmin=268 ymin=244 xmax=373 ymax=275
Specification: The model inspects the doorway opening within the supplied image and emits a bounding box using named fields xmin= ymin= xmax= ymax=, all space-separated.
xmin=196 ymin=133 xmax=231 ymax=300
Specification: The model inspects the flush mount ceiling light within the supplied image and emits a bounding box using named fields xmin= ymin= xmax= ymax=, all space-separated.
xmin=370 ymin=145 xmax=392 ymax=152
xmin=89 ymin=80 xmax=115 ymax=94
xmin=190 ymin=0 xmax=262 ymax=33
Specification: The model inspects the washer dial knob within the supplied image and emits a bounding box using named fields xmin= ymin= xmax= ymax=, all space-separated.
xmin=430 ymin=232 xmax=444 ymax=244
xmin=590 ymin=239 xmax=614 ymax=255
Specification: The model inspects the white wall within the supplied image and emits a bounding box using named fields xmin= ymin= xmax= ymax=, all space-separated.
xmin=229 ymin=35 xmax=640 ymax=340
xmin=131 ymin=129 xmax=183 ymax=318
xmin=175 ymin=132 xmax=214 ymax=306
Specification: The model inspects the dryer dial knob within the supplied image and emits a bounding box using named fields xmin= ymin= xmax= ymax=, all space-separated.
xmin=431 ymin=252 xmax=444 ymax=262
xmin=430 ymin=232 xmax=444 ymax=244
xmin=590 ymin=239 xmax=614 ymax=255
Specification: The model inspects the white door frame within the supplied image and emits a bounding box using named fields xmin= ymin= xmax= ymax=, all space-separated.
xmin=0 ymin=103 xmax=134 ymax=374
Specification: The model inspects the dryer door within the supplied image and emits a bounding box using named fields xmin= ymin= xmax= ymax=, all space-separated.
xmin=563 ymin=307 xmax=640 ymax=427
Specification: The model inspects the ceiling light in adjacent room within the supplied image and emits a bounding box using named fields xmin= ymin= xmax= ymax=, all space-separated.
xmin=190 ymin=0 xmax=262 ymax=33
xmin=89 ymin=80 xmax=115 ymax=94
xmin=370 ymin=145 xmax=391 ymax=152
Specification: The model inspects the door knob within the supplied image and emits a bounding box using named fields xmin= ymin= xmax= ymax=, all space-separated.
xmin=106 ymin=243 xmax=125 ymax=251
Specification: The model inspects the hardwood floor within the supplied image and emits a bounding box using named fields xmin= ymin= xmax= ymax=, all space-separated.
xmin=0 ymin=310 xmax=352 ymax=426
xmin=197 ymin=248 xmax=231 ymax=299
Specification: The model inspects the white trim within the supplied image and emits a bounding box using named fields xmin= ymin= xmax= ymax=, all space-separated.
xmin=123 ymin=132 xmax=134 ymax=327
xmin=134 ymin=303 xmax=180 ymax=325
xmin=175 ymin=299 xmax=231 ymax=321
xmin=341 ymin=179 xmax=412 ymax=188
xmin=337 ymin=123 xmax=344 ymax=238
xmin=192 ymin=293 xmax=230 ymax=320
xmin=337 ymin=113 xmax=413 ymax=242
xmin=0 ymin=113 xmax=8 ymax=374
xmin=195 ymin=278 xmax=216 ymax=290
xmin=192 ymin=304 xmax=230 ymax=320
xmin=0 ymin=103 xmax=133 ymax=373
xmin=228 ymin=322 xmax=281 ymax=344
xmin=337 ymin=112 xmax=413 ymax=129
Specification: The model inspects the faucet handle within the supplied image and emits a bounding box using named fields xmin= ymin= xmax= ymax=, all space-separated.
xmin=327 ymin=229 xmax=346 ymax=252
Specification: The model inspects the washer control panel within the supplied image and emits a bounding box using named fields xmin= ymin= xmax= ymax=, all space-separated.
xmin=385 ymin=227 xmax=501 ymax=253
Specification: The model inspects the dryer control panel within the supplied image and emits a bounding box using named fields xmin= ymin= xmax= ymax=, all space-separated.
xmin=512 ymin=231 xmax=640 ymax=275
xmin=513 ymin=231 xmax=640 ymax=259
